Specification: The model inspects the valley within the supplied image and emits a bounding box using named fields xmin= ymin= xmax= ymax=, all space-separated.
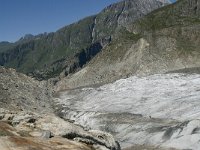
xmin=0 ymin=0 xmax=200 ymax=149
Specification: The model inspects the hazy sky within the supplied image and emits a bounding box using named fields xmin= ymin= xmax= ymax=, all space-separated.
xmin=0 ymin=0 xmax=176 ymax=42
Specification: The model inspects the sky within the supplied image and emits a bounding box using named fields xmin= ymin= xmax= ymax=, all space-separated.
xmin=0 ymin=0 xmax=176 ymax=42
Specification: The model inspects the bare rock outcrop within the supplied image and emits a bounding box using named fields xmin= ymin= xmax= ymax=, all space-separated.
xmin=0 ymin=109 xmax=120 ymax=150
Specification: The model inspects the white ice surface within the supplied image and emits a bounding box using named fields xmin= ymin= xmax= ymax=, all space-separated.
xmin=56 ymin=73 xmax=200 ymax=149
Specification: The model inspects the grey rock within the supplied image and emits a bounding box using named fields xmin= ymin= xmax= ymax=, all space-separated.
xmin=42 ymin=130 xmax=53 ymax=139
xmin=0 ymin=66 xmax=53 ymax=113
xmin=0 ymin=114 xmax=4 ymax=120
xmin=62 ymin=130 xmax=120 ymax=150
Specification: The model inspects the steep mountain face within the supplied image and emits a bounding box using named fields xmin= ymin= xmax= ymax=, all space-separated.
xmin=0 ymin=0 xmax=169 ymax=80
xmin=92 ymin=0 xmax=170 ymax=40
xmin=57 ymin=0 xmax=200 ymax=90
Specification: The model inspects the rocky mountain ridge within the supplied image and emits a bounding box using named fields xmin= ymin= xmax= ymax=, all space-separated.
xmin=0 ymin=0 xmax=170 ymax=80
xmin=56 ymin=0 xmax=200 ymax=90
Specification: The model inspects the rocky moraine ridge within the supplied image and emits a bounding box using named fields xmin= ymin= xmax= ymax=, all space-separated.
xmin=0 ymin=66 xmax=120 ymax=150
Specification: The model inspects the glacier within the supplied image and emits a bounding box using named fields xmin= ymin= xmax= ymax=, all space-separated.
xmin=55 ymin=73 xmax=200 ymax=149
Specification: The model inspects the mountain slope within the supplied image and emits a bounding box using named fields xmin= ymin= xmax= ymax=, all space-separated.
xmin=0 ymin=0 xmax=169 ymax=80
xmin=56 ymin=0 xmax=200 ymax=89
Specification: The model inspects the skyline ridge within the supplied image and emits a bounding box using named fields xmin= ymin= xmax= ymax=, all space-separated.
xmin=0 ymin=0 xmax=176 ymax=42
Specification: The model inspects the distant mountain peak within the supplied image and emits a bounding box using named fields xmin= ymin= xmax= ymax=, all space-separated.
xmin=0 ymin=41 xmax=10 ymax=44
xmin=18 ymin=34 xmax=34 ymax=42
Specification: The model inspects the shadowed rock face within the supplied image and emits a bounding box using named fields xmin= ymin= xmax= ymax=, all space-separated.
xmin=54 ymin=73 xmax=200 ymax=150
xmin=63 ymin=130 xmax=120 ymax=150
